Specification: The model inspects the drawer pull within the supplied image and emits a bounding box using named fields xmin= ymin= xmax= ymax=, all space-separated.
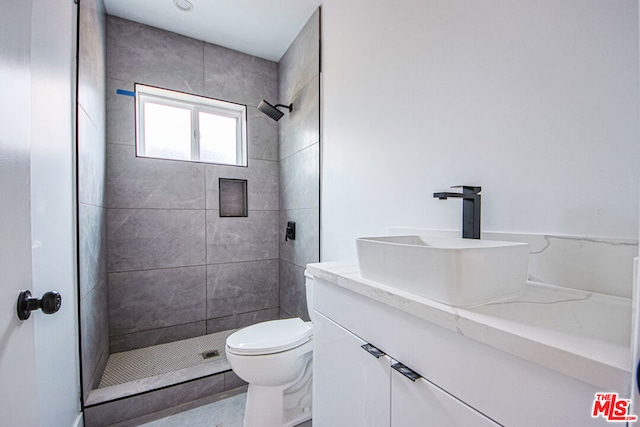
xmin=361 ymin=343 xmax=386 ymax=358
xmin=392 ymin=362 xmax=422 ymax=382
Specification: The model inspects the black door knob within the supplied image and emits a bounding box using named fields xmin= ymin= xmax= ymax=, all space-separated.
xmin=17 ymin=290 xmax=62 ymax=320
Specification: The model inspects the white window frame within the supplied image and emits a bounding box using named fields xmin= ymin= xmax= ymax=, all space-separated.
xmin=135 ymin=84 xmax=247 ymax=166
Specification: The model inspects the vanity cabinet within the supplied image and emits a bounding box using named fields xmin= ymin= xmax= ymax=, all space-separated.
xmin=390 ymin=366 xmax=499 ymax=426
xmin=311 ymin=269 xmax=615 ymax=426
xmin=314 ymin=310 xmax=499 ymax=426
xmin=313 ymin=311 xmax=390 ymax=427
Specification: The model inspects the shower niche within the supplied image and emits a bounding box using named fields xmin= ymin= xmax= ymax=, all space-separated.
xmin=77 ymin=1 xmax=320 ymax=424
xmin=219 ymin=178 xmax=248 ymax=217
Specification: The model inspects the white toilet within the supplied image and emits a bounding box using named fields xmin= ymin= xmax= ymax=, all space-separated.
xmin=225 ymin=271 xmax=315 ymax=427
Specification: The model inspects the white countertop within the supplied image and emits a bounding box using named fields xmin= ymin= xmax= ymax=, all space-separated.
xmin=307 ymin=261 xmax=632 ymax=391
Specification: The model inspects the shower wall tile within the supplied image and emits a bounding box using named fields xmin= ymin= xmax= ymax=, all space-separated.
xmin=78 ymin=0 xmax=108 ymax=403
xmin=279 ymin=143 xmax=320 ymax=211
xmin=277 ymin=10 xmax=320 ymax=322
xmin=279 ymin=308 xmax=294 ymax=319
xmin=83 ymin=371 xmax=225 ymax=427
xmin=279 ymin=9 xmax=320 ymax=104
xmin=206 ymin=308 xmax=280 ymax=335
xmin=224 ymin=371 xmax=247 ymax=390
xmin=204 ymin=160 xmax=278 ymax=211
xmin=85 ymin=341 xmax=109 ymax=402
xmin=203 ymin=40 xmax=280 ymax=163
xmin=107 ymin=16 xmax=204 ymax=95
xmin=248 ymin=108 xmax=279 ymax=161
xmin=78 ymin=107 xmax=106 ymax=207
xmin=206 ymin=210 xmax=279 ymax=264
xmin=108 ymin=208 xmax=206 ymax=272
xmin=107 ymin=143 xmax=206 ymax=209
xmin=279 ymin=75 xmax=320 ymax=160
xmin=106 ymin=78 xmax=135 ymax=145
xmin=79 ymin=203 xmax=107 ymax=298
xmin=279 ymin=260 xmax=310 ymax=321
xmin=203 ymin=43 xmax=278 ymax=107
xmin=81 ymin=279 xmax=109 ymax=397
xmin=110 ymin=321 xmax=207 ymax=354
xmin=280 ymin=208 xmax=320 ymax=267
xmin=108 ymin=266 xmax=207 ymax=335
xmin=206 ymin=260 xmax=279 ymax=319
xmin=104 ymin=17 xmax=282 ymax=357
xmin=78 ymin=0 xmax=106 ymax=131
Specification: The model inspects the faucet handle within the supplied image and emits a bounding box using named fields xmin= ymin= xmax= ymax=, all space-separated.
xmin=451 ymin=185 xmax=481 ymax=194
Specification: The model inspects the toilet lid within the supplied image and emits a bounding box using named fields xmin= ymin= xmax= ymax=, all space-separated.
xmin=226 ymin=318 xmax=312 ymax=356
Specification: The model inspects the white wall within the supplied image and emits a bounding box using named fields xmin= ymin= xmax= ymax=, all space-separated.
xmin=321 ymin=0 xmax=640 ymax=262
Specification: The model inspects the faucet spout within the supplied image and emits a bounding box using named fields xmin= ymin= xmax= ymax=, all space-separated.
xmin=434 ymin=192 xmax=466 ymax=200
xmin=433 ymin=185 xmax=481 ymax=239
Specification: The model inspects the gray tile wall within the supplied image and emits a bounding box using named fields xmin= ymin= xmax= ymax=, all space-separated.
xmin=78 ymin=0 xmax=108 ymax=402
xmin=106 ymin=16 xmax=280 ymax=352
xmin=278 ymin=10 xmax=321 ymax=321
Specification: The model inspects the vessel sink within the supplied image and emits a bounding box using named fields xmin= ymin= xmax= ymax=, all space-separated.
xmin=356 ymin=235 xmax=529 ymax=307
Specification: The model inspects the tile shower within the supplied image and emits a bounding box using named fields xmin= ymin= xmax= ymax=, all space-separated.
xmin=78 ymin=1 xmax=320 ymax=424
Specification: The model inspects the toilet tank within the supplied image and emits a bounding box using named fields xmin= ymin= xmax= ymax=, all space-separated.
xmin=304 ymin=270 xmax=315 ymax=322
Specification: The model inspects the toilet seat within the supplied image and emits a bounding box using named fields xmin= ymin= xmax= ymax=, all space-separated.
xmin=226 ymin=318 xmax=312 ymax=356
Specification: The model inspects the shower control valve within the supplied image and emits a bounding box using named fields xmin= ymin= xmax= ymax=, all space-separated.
xmin=285 ymin=221 xmax=296 ymax=241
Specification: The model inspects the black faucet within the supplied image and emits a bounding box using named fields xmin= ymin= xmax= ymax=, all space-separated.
xmin=433 ymin=185 xmax=481 ymax=239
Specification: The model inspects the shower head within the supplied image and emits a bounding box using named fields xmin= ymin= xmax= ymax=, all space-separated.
xmin=257 ymin=100 xmax=292 ymax=121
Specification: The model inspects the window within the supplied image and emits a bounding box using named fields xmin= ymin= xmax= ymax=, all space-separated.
xmin=135 ymin=84 xmax=247 ymax=166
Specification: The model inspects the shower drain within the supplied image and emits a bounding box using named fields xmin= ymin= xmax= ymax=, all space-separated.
xmin=202 ymin=350 xmax=220 ymax=359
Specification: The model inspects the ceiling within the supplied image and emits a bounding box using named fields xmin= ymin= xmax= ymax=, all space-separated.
xmin=103 ymin=0 xmax=322 ymax=62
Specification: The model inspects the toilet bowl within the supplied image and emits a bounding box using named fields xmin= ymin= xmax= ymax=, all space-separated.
xmin=225 ymin=271 xmax=315 ymax=427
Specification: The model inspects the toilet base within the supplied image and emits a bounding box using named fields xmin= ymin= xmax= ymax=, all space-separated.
xmin=243 ymin=356 xmax=312 ymax=427
xmin=244 ymin=384 xmax=285 ymax=427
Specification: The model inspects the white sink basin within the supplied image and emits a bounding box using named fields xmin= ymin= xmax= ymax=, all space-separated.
xmin=356 ymin=235 xmax=529 ymax=307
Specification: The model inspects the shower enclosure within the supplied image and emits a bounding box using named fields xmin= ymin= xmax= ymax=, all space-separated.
xmin=77 ymin=1 xmax=321 ymax=424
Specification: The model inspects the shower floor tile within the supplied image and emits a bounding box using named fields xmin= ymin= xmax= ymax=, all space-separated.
xmin=87 ymin=329 xmax=236 ymax=406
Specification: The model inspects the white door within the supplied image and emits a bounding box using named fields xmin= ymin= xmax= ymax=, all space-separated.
xmin=0 ymin=0 xmax=81 ymax=425
xmin=30 ymin=0 xmax=82 ymax=425
xmin=0 ymin=0 xmax=40 ymax=424
xmin=313 ymin=311 xmax=391 ymax=427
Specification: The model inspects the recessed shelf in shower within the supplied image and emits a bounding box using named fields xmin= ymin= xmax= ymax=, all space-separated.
xmin=219 ymin=178 xmax=248 ymax=217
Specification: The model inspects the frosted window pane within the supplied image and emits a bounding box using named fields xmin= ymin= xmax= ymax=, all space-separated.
xmin=199 ymin=111 xmax=237 ymax=165
xmin=143 ymin=102 xmax=192 ymax=161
